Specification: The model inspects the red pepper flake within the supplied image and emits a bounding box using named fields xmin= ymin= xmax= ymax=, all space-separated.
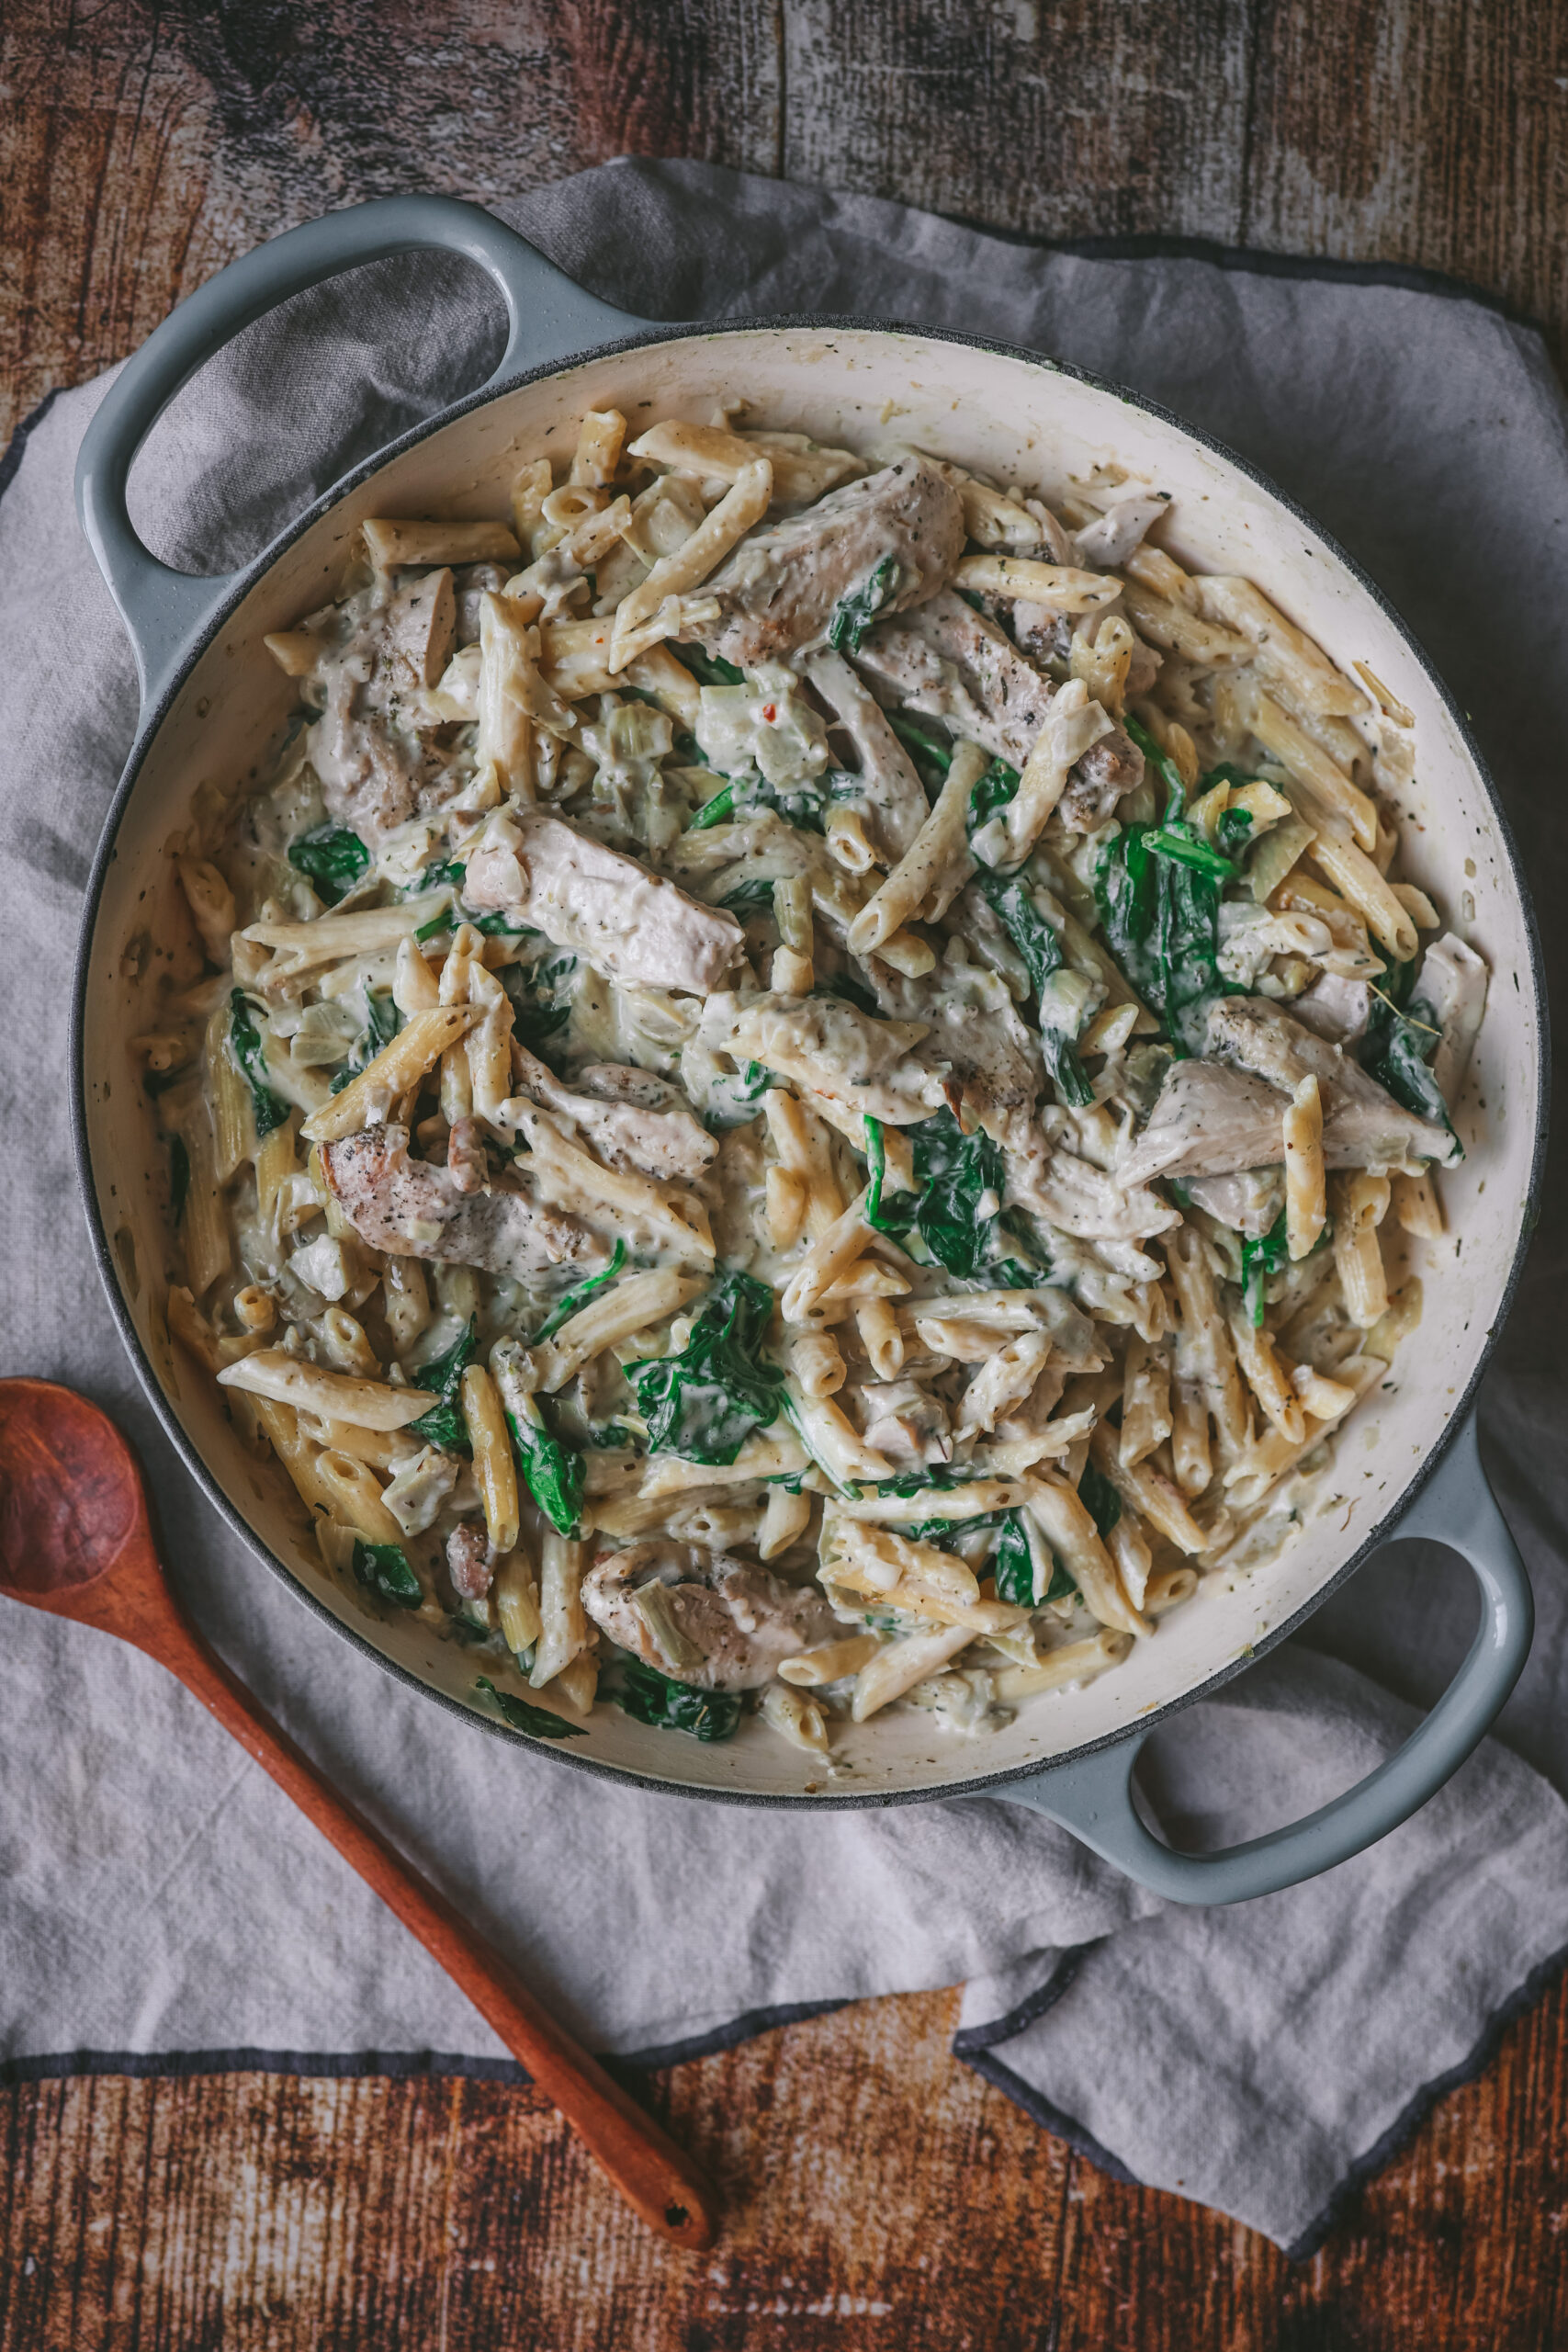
xmin=761 ymin=702 xmax=777 ymax=722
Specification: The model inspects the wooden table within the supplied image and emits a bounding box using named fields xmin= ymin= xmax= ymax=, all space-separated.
xmin=5 ymin=3 xmax=1568 ymax=2342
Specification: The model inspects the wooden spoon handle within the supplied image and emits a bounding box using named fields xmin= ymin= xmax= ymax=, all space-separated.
xmin=155 ymin=1606 xmax=718 ymax=2248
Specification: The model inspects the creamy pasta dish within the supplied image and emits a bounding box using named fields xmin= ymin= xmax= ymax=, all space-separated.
xmin=139 ymin=401 xmax=1487 ymax=1762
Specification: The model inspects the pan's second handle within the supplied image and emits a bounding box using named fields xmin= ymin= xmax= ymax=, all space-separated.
xmin=75 ymin=195 xmax=653 ymax=705
xmin=1001 ymin=1409 xmax=1532 ymax=1905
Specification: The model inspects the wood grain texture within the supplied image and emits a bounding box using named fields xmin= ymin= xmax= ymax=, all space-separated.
xmin=7 ymin=0 xmax=1568 ymax=2337
xmin=6 ymin=1973 xmax=1568 ymax=2349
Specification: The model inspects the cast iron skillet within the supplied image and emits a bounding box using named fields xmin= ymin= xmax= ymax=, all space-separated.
xmin=71 ymin=196 xmax=1547 ymax=1903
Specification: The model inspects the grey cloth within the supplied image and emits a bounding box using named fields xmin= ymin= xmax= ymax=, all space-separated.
xmin=2 ymin=158 xmax=1566 ymax=2257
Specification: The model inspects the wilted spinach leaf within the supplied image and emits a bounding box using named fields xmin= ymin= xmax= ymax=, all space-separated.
xmin=966 ymin=757 xmax=1021 ymax=839
xmin=475 ymin=1676 xmax=586 ymax=1739
xmin=509 ymin=1405 xmax=585 ymax=1537
xmin=1240 ymin=1207 xmax=1290 ymax=1328
xmin=1361 ymin=989 xmax=1456 ymax=1145
xmin=533 ymin=1238 xmax=626 ymax=1344
xmin=288 ymin=824 xmax=369 ymax=905
xmin=864 ymin=1109 xmax=1033 ymax=1284
xmin=828 ymin=553 xmax=898 ymax=653
xmin=1077 ymin=1460 xmax=1122 ymax=1540
xmin=330 ymin=988 xmax=400 ymax=1093
xmin=353 ymin=1540 xmax=422 ymax=1608
xmin=631 ymin=1270 xmax=784 ymax=1464
xmin=614 ymin=1657 xmax=741 ymax=1742
xmin=409 ymin=1318 xmax=478 ymax=1453
xmin=501 ymin=952 xmax=579 ymax=1058
xmin=990 ymin=1508 xmax=1074 ymax=1608
xmin=976 ymin=872 xmax=1093 ymax=1108
xmin=228 ymin=991 xmax=289 ymax=1138
xmin=675 ymin=643 xmax=745 ymax=688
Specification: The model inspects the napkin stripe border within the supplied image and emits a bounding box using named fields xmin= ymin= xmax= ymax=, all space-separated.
xmin=0 ymin=1998 xmax=852 ymax=2092
xmin=3 ymin=1942 xmax=1565 ymax=2260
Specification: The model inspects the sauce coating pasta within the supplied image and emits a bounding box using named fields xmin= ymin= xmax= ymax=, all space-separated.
xmin=139 ymin=406 xmax=1485 ymax=1755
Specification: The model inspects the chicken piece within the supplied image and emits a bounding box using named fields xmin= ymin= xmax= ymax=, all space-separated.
xmin=871 ymin=957 xmax=1043 ymax=1151
xmin=1205 ymin=997 xmax=1460 ymax=1167
xmin=1184 ymin=1167 xmax=1286 ymax=1238
xmin=1117 ymin=1060 xmax=1298 ymax=1188
xmin=384 ymin=568 xmax=457 ymax=689
xmin=699 ymin=456 xmax=964 ymax=668
xmin=853 ymin=589 xmax=1144 ymax=827
xmin=801 ymin=647 xmax=931 ymax=864
xmin=1286 ymin=971 xmax=1371 ymax=1044
xmin=582 ymin=1543 xmax=838 ymax=1690
xmin=322 ymin=1125 xmax=602 ymax=1279
xmin=462 ymin=811 xmax=744 ymax=997
xmin=856 ymin=1379 xmax=953 ymax=1467
xmin=446 ymin=1521 xmax=493 ymax=1602
xmin=1416 ymin=933 xmax=1487 ymax=1107
xmin=1008 ymin=1137 xmax=1180 ymax=1241
xmin=1071 ymin=496 xmax=1170 ymax=570
xmin=510 ymin=1046 xmax=718 ymax=1183
xmin=453 ymin=561 xmax=510 ymax=646
xmin=708 ymin=989 xmax=944 ymax=1125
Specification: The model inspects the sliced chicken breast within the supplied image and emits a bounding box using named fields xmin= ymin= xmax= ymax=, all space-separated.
xmin=700 ymin=456 xmax=964 ymax=668
xmin=322 ymin=1125 xmax=601 ymax=1278
xmin=582 ymin=1544 xmax=837 ymax=1690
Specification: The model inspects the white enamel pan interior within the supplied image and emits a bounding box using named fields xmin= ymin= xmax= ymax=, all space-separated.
xmin=71 ymin=199 xmax=1545 ymax=1899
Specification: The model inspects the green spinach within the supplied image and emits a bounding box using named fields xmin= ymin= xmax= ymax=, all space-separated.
xmin=330 ymin=988 xmax=400 ymax=1094
xmin=500 ymin=952 xmax=578 ymax=1057
xmin=966 ymin=757 xmax=1021 ymax=840
xmin=508 ymin=1403 xmax=585 ymax=1537
xmin=1095 ymin=825 xmax=1224 ymax=1057
xmin=976 ymin=872 xmax=1093 ymax=1107
xmin=1361 ymin=989 xmax=1455 ymax=1144
xmin=828 ymin=553 xmax=898 ymax=653
xmin=676 ymin=644 xmax=745 ymax=688
xmin=409 ymin=1318 xmax=479 ymax=1453
xmin=353 ymin=1539 xmax=422 ymax=1608
xmin=886 ymin=709 xmax=953 ymax=791
xmin=614 ymin=1657 xmax=741 ymax=1742
xmin=1240 ymin=1207 xmax=1290 ymax=1329
xmin=533 ymin=1238 xmax=626 ymax=1345
xmin=631 ymin=1270 xmax=784 ymax=1464
xmin=475 ymin=1676 xmax=586 ymax=1739
xmin=864 ymin=1109 xmax=1035 ymax=1285
xmin=288 ymin=824 xmax=369 ymax=905
xmin=1123 ymin=712 xmax=1187 ymax=820
xmin=228 ymin=991 xmax=289 ymax=1138
xmin=990 ymin=1508 xmax=1075 ymax=1609
xmin=721 ymin=876 xmax=781 ymax=917
xmin=1077 ymin=1460 xmax=1122 ymax=1540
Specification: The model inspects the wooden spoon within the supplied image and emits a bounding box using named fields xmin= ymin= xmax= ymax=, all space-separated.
xmin=0 ymin=1377 xmax=719 ymax=2249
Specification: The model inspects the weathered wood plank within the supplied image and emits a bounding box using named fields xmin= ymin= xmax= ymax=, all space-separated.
xmin=0 ymin=0 xmax=782 ymax=447
xmin=5 ymin=1976 xmax=1568 ymax=2347
xmin=782 ymin=0 xmax=1255 ymax=243
xmin=1245 ymin=0 xmax=1568 ymax=347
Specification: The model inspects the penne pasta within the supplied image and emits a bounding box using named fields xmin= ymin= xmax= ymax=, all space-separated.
xmin=149 ymin=392 xmax=1475 ymax=1757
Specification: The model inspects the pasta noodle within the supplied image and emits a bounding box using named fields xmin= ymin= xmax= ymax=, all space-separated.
xmin=137 ymin=397 xmax=1478 ymax=1758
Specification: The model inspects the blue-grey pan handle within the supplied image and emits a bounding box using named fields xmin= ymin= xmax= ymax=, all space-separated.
xmin=1003 ymin=1408 xmax=1530 ymax=1904
xmin=74 ymin=195 xmax=650 ymax=707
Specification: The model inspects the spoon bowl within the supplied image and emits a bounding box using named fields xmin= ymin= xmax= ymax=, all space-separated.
xmin=0 ymin=1379 xmax=155 ymax=1605
xmin=0 ymin=1374 xmax=719 ymax=2248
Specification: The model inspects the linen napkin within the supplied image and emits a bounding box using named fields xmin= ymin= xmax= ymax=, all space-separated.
xmin=3 ymin=157 xmax=1567 ymax=2258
